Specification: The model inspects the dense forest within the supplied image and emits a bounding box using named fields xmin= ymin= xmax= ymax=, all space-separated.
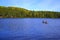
xmin=0 ymin=6 xmax=60 ymax=18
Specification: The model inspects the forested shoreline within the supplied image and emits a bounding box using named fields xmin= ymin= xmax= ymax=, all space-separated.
xmin=0 ymin=6 xmax=60 ymax=18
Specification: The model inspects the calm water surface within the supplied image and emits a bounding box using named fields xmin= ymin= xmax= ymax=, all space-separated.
xmin=0 ymin=18 xmax=60 ymax=40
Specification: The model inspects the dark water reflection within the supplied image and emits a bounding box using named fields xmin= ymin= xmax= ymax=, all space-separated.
xmin=0 ymin=18 xmax=60 ymax=40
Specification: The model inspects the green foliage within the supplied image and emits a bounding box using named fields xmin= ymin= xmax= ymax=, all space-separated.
xmin=0 ymin=6 xmax=60 ymax=18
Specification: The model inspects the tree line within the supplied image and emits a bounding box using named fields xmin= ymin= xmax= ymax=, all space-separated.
xmin=0 ymin=6 xmax=60 ymax=18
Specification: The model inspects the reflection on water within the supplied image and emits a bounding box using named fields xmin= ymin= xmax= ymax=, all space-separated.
xmin=0 ymin=18 xmax=60 ymax=40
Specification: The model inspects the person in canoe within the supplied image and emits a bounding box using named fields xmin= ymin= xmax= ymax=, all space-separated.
xmin=42 ymin=20 xmax=48 ymax=24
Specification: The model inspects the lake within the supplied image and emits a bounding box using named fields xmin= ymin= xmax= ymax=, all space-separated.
xmin=0 ymin=18 xmax=60 ymax=40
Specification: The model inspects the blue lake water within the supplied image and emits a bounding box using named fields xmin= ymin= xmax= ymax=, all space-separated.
xmin=0 ymin=18 xmax=60 ymax=40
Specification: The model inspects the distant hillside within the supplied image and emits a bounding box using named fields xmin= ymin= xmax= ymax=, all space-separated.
xmin=0 ymin=6 xmax=60 ymax=18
